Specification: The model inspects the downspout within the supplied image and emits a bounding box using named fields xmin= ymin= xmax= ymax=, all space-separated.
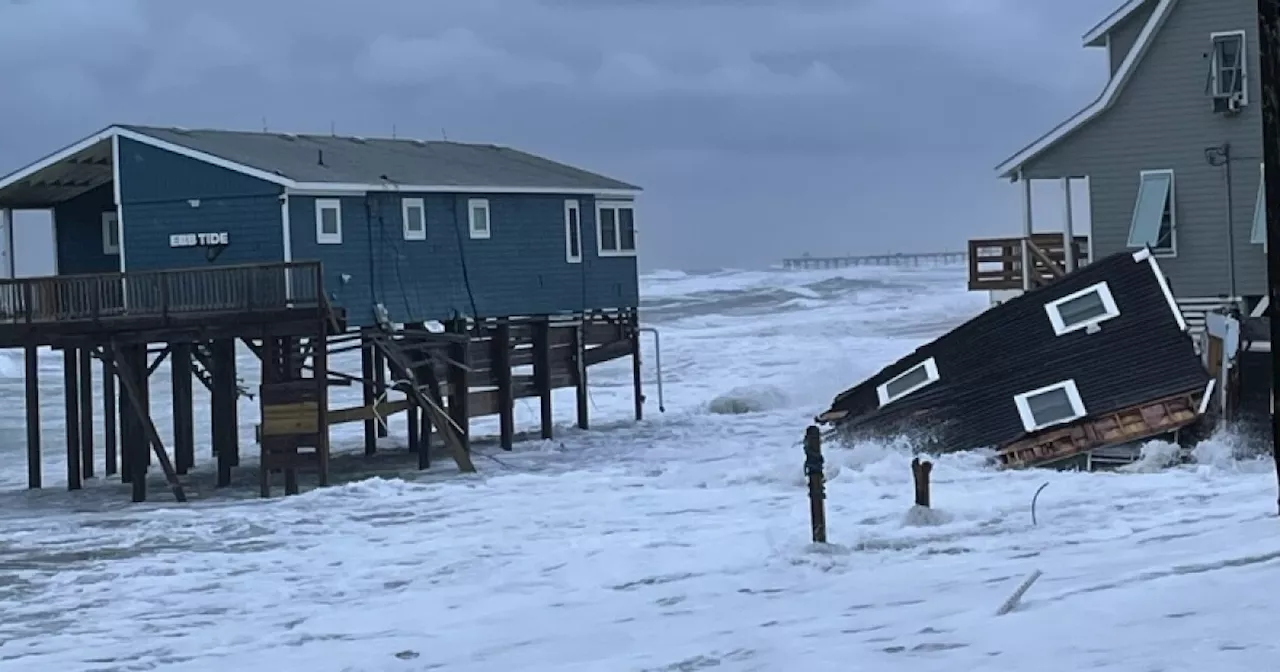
xmin=1223 ymin=143 xmax=1238 ymax=302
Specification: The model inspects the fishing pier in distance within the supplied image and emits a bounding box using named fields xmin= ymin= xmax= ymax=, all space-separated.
xmin=781 ymin=250 xmax=968 ymax=270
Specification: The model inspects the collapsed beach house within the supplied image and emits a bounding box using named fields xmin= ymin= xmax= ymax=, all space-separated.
xmin=817 ymin=249 xmax=1215 ymax=469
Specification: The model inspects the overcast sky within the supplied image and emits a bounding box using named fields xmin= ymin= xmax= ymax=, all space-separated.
xmin=0 ymin=0 xmax=1119 ymax=272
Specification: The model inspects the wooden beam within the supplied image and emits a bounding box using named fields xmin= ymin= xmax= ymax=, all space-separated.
xmin=111 ymin=342 xmax=187 ymax=503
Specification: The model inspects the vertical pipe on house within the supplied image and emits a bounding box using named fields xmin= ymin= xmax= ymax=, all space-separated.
xmin=1061 ymin=177 xmax=1076 ymax=272
xmin=1019 ymin=171 xmax=1033 ymax=291
xmin=1257 ymin=0 xmax=1280 ymax=515
xmin=1223 ymin=143 xmax=1239 ymax=301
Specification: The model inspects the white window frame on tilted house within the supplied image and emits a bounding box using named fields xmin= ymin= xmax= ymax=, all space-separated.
xmin=402 ymin=197 xmax=426 ymax=241
xmin=1044 ymin=280 xmax=1121 ymax=336
xmin=596 ymin=200 xmax=637 ymax=257
xmin=1127 ymin=169 xmax=1176 ymax=256
xmin=1253 ymin=162 xmax=1267 ymax=249
xmin=564 ymin=199 xmax=583 ymax=263
xmin=101 ymin=211 xmax=120 ymax=255
xmin=315 ymin=198 xmax=342 ymax=244
xmin=1209 ymin=30 xmax=1249 ymax=106
xmin=876 ymin=357 xmax=940 ymax=405
xmin=468 ymin=198 xmax=491 ymax=240
xmin=1013 ymin=379 xmax=1087 ymax=433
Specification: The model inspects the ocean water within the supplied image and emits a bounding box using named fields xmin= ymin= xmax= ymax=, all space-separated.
xmin=0 ymin=264 xmax=1276 ymax=672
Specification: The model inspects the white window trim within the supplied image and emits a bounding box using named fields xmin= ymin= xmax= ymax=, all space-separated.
xmin=468 ymin=198 xmax=491 ymax=240
xmin=1253 ymin=162 xmax=1267 ymax=248
xmin=102 ymin=211 xmax=120 ymax=255
xmin=1044 ymin=280 xmax=1121 ymax=336
xmin=564 ymin=199 xmax=583 ymax=263
xmin=596 ymin=200 xmax=637 ymax=257
xmin=402 ymin=197 xmax=426 ymax=241
xmin=1013 ymin=379 xmax=1087 ymax=433
xmin=875 ymin=357 xmax=940 ymax=405
xmin=1209 ymin=30 xmax=1249 ymax=105
xmin=315 ymin=198 xmax=342 ymax=244
xmin=1127 ymin=169 xmax=1177 ymax=257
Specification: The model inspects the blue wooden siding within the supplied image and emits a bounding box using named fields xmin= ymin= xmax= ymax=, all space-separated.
xmin=53 ymin=183 xmax=118 ymax=275
xmin=115 ymin=137 xmax=284 ymax=272
xmin=288 ymin=192 xmax=639 ymax=327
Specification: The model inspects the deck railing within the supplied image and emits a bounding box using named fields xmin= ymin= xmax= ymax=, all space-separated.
xmin=0 ymin=261 xmax=323 ymax=324
xmin=967 ymin=234 xmax=1089 ymax=291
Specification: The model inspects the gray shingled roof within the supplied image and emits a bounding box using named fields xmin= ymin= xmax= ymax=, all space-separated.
xmin=120 ymin=125 xmax=640 ymax=191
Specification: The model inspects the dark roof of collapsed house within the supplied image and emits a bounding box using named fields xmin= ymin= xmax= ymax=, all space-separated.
xmin=819 ymin=249 xmax=1210 ymax=451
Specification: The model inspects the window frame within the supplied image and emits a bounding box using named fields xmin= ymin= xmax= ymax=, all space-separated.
xmin=1043 ymin=280 xmax=1121 ymax=336
xmin=875 ymin=357 xmax=940 ymax=405
xmin=596 ymin=200 xmax=637 ymax=257
xmin=402 ymin=197 xmax=426 ymax=241
xmin=1253 ymin=162 xmax=1267 ymax=248
xmin=564 ymin=199 xmax=583 ymax=263
xmin=467 ymin=198 xmax=491 ymax=240
xmin=1209 ymin=30 xmax=1248 ymax=104
xmin=101 ymin=210 xmax=120 ymax=255
xmin=315 ymin=198 xmax=343 ymax=245
xmin=1126 ymin=169 xmax=1177 ymax=257
xmin=1013 ymin=379 xmax=1087 ymax=433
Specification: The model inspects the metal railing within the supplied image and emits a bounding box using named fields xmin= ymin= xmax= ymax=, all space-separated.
xmin=0 ymin=261 xmax=323 ymax=324
xmin=967 ymin=234 xmax=1089 ymax=291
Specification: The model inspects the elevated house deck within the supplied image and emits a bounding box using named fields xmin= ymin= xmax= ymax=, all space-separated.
xmin=0 ymin=124 xmax=650 ymax=502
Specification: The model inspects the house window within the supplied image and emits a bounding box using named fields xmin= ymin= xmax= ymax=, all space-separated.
xmin=315 ymin=198 xmax=342 ymax=244
xmin=1253 ymin=162 xmax=1267 ymax=248
xmin=1044 ymin=281 xmax=1120 ymax=336
xmin=468 ymin=198 xmax=491 ymax=240
xmin=1127 ymin=170 xmax=1175 ymax=255
xmin=565 ymin=200 xmax=583 ymax=263
xmin=876 ymin=357 xmax=940 ymax=405
xmin=402 ymin=197 xmax=425 ymax=241
xmin=1209 ymin=31 xmax=1248 ymax=106
xmin=101 ymin=211 xmax=120 ymax=255
xmin=597 ymin=201 xmax=637 ymax=256
xmin=1013 ymin=379 xmax=1087 ymax=432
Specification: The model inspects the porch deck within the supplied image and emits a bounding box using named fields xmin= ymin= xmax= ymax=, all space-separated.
xmin=967 ymin=234 xmax=1090 ymax=291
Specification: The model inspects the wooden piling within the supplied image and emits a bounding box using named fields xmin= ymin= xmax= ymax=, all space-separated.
xmin=211 ymin=338 xmax=239 ymax=487
xmin=911 ymin=457 xmax=933 ymax=508
xmin=533 ymin=318 xmax=553 ymax=439
xmin=101 ymin=351 xmax=117 ymax=476
xmin=361 ymin=335 xmax=377 ymax=455
xmin=112 ymin=342 xmax=186 ymax=503
xmin=573 ymin=322 xmax=589 ymax=430
xmin=171 ymin=342 xmax=195 ymax=475
xmin=314 ymin=332 xmax=330 ymax=487
xmin=77 ymin=347 xmax=94 ymax=480
xmin=631 ymin=311 xmax=643 ymax=421
xmin=25 ymin=344 xmax=41 ymax=489
xmin=803 ymin=425 xmax=827 ymax=544
xmin=62 ymin=347 xmax=82 ymax=491
xmin=494 ymin=319 xmax=515 ymax=450
xmin=117 ymin=343 xmax=148 ymax=501
xmin=447 ymin=321 xmax=470 ymax=451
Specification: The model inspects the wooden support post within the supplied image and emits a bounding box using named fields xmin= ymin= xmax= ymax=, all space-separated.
xmin=361 ymin=335 xmax=377 ymax=455
xmin=494 ymin=319 xmax=515 ymax=450
xmin=803 ymin=425 xmax=827 ymax=544
xmin=211 ymin=338 xmax=239 ymax=487
xmin=314 ymin=331 xmax=330 ymax=487
xmin=171 ymin=342 xmax=195 ymax=475
xmin=911 ymin=458 xmax=933 ymax=508
xmin=101 ymin=349 xmax=117 ymax=477
xmin=78 ymin=347 xmax=94 ymax=480
xmin=1261 ymin=0 xmax=1280 ymax=515
xmin=447 ymin=320 xmax=470 ymax=452
xmin=533 ymin=318 xmax=553 ymax=439
xmin=25 ymin=344 xmax=41 ymax=489
xmin=118 ymin=344 xmax=146 ymax=499
xmin=573 ymin=322 xmax=589 ymax=430
xmin=406 ymin=400 xmax=421 ymax=455
xmin=374 ymin=346 xmax=388 ymax=439
xmin=631 ymin=311 xmax=643 ymax=422
xmin=63 ymin=347 xmax=82 ymax=491
xmin=112 ymin=342 xmax=187 ymax=503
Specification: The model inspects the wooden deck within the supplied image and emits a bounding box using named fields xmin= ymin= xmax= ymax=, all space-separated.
xmin=967 ymin=234 xmax=1090 ymax=291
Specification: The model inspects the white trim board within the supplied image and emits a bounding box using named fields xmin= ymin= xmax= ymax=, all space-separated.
xmin=876 ymin=357 xmax=941 ymax=405
xmin=1082 ymin=0 xmax=1153 ymax=47
xmin=995 ymin=0 xmax=1177 ymax=178
xmin=1013 ymin=379 xmax=1088 ymax=432
xmin=0 ymin=125 xmax=642 ymax=200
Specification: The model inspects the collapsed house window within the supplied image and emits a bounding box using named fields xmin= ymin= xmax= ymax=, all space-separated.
xmin=1253 ymin=163 xmax=1267 ymax=248
xmin=1127 ymin=170 xmax=1175 ymax=255
xmin=315 ymin=198 xmax=342 ymax=245
xmin=1209 ymin=31 xmax=1248 ymax=109
xmin=102 ymin=211 xmax=120 ymax=255
xmin=597 ymin=201 xmax=637 ymax=256
xmin=1044 ymin=281 xmax=1120 ymax=336
xmin=468 ymin=198 xmax=491 ymax=240
xmin=875 ymin=357 xmax=940 ymax=405
xmin=1013 ymin=379 xmax=1087 ymax=432
xmin=565 ymin=200 xmax=583 ymax=263
xmin=402 ymin=197 xmax=425 ymax=241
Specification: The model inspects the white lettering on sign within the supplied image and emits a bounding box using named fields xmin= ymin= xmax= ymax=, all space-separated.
xmin=169 ymin=232 xmax=230 ymax=248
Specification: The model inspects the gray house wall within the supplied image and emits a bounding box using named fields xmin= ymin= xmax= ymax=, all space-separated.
xmin=1017 ymin=0 xmax=1264 ymax=299
xmin=1107 ymin=1 xmax=1158 ymax=75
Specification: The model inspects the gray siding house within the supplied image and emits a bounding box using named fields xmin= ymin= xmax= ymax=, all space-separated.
xmin=995 ymin=0 xmax=1266 ymax=315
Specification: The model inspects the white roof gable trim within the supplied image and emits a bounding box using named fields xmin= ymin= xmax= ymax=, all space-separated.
xmin=1082 ymin=0 xmax=1151 ymax=47
xmin=0 ymin=126 xmax=642 ymax=198
xmin=994 ymin=0 xmax=1176 ymax=179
